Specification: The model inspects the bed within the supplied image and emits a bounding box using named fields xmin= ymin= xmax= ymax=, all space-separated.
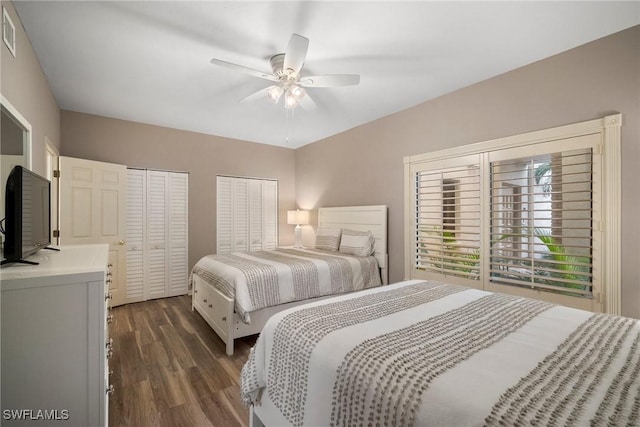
xmin=191 ymin=205 xmax=388 ymax=355
xmin=241 ymin=279 xmax=640 ymax=427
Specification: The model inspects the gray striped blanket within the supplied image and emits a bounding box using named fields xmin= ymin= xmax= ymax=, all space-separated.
xmin=190 ymin=248 xmax=381 ymax=323
xmin=241 ymin=280 xmax=640 ymax=426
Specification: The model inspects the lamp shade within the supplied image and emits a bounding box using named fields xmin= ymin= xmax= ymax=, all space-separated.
xmin=287 ymin=210 xmax=309 ymax=225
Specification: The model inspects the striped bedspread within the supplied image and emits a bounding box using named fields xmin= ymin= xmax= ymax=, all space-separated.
xmin=190 ymin=248 xmax=381 ymax=323
xmin=241 ymin=280 xmax=640 ymax=427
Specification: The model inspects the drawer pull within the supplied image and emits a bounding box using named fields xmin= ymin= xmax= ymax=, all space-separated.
xmin=106 ymin=385 xmax=115 ymax=395
xmin=107 ymin=314 xmax=114 ymax=324
xmin=106 ymin=338 xmax=114 ymax=350
xmin=105 ymin=292 xmax=113 ymax=302
xmin=203 ymin=299 xmax=207 ymax=303
xmin=208 ymin=304 xmax=212 ymax=308
xmin=108 ymin=263 xmax=113 ymax=268
xmin=194 ymin=289 xmax=198 ymax=293
xmin=107 ymin=349 xmax=113 ymax=359
xmin=109 ymin=370 xmax=114 ymax=377
xmin=222 ymin=316 xmax=227 ymax=322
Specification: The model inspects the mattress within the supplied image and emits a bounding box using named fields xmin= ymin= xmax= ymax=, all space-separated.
xmin=241 ymin=279 xmax=640 ymax=426
xmin=190 ymin=247 xmax=381 ymax=323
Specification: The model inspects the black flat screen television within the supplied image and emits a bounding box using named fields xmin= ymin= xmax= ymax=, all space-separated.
xmin=2 ymin=165 xmax=52 ymax=265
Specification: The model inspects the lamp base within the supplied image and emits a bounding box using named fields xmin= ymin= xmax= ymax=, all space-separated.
xmin=293 ymin=224 xmax=303 ymax=248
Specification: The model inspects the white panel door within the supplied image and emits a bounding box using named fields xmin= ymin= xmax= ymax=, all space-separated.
xmin=168 ymin=172 xmax=189 ymax=296
xmin=146 ymin=170 xmax=168 ymax=300
xmin=125 ymin=169 xmax=145 ymax=303
xmin=44 ymin=140 xmax=59 ymax=245
xmin=59 ymin=156 xmax=127 ymax=306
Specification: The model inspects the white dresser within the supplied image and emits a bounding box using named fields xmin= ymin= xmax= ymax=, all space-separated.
xmin=1 ymin=244 xmax=112 ymax=426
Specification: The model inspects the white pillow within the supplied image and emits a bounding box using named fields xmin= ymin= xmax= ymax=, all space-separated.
xmin=339 ymin=229 xmax=375 ymax=257
xmin=314 ymin=227 xmax=342 ymax=251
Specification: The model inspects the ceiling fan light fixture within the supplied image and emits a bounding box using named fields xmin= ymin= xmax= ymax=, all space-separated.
xmin=291 ymin=85 xmax=305 ymax=100
xmin=268 ymin=86 xmax=284 ymax=103
xmin=284 ymin=90 xmax=298 ymax=109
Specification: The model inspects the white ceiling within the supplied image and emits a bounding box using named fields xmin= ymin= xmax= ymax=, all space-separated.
xmin=13 ymin=1 xmax=640 ymax=148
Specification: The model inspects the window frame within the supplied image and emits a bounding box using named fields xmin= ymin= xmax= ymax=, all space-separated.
xmin=404 ymin=114 xmax=622 ymax=314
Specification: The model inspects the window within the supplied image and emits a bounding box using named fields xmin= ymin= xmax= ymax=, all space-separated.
xmin=414 ymin=157 xmax=481 ymax=282
xmin=405 ymin=115 xmax=621 ymax=314
xmin=489 ymin=148 xmax=593 ymax=297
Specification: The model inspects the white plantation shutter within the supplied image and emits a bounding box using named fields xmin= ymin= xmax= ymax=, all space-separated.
xmin=412 ymin=155 xmax=482 ymax=286
xmin=126 ymin=169 xmax=145 ymax=301
xmin=147 ymin=170 xmax=168 ymax=299
xmin=405 ymin=116 xmax=619 ymax=314
xmin=168 ymin=172 xmax=189 ymax=296
xmin=488 ymin=140 xmax=597 ymax=297
xmin=216 ymin=176 xmax=278 ymax=253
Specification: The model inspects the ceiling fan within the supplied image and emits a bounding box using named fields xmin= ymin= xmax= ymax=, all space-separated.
xmin=210 ymin=34 xmax=360 ymax=110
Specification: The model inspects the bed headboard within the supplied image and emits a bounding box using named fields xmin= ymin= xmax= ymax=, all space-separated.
xmin=317 ymin=205 xmax=389 ymax=284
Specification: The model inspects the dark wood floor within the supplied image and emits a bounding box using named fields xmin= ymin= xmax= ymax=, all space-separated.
xmin=108 ymin=295 xmax=258 ymax=427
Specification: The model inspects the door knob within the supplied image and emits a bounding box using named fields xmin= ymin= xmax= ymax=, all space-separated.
xmin=118 ymin=240 xmax=126 ymax=245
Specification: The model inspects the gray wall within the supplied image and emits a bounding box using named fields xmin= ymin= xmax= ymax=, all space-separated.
xmin=0 ymin=0 xmax=60 ymax=176
xmin=6 ymin=0 xmax=638 ymax=317
xmin=61 ymin=111 xmax=297 ymax=271
xmin=295 ymin=25 xmax=640 ymax=318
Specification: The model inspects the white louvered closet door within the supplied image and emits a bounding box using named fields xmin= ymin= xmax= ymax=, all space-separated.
xmin=216 ymin=177 xmax=233 ymax=254
xmin=249 ymin=179 xmax=264 ymax=251
xmin=126 ymin=169 xmax=189 ymax=303
xmin=146 ymin=171 xmax=169 ymax=300
xmin=126 ymin=169 xmax=146 ymax=303
xmin=217 ymin=176 xmax=278 ymax=253
xmin=232 ymin=178 xmax=249 ymax=251
xmin=262 ymin=180 xmax=278 ymax=250
xmin=168 ymin=172 xmax=189 ymax=296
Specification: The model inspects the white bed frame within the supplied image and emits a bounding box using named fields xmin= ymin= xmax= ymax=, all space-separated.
xmin=192 ymin=205 xmax=388 ymax=356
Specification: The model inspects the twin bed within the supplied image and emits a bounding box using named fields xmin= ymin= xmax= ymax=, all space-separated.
xmin=191 ymin=205 xmax=388 ymax=355
xmin=191 ymin=204 xmax=639 ymax=426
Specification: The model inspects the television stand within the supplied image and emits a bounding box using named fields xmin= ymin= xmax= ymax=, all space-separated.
xmin=0 ymin=247 xmax=61 ymax=266
xmin=1 ymin=258 xmax=39 ymax=266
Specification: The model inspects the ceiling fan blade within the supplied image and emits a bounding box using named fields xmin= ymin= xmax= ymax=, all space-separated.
xmin=283 ymin=34 xmax=309 ymax=75
xmin=210 ymin=59 xmax=278 ymax=82
xmin=299 ymin=74 xmax=360 ymax=87
xmin=297 ymin=93 xmax=316 ymax=111
xmin=241 ymin=85 xmax=279 ymax=103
